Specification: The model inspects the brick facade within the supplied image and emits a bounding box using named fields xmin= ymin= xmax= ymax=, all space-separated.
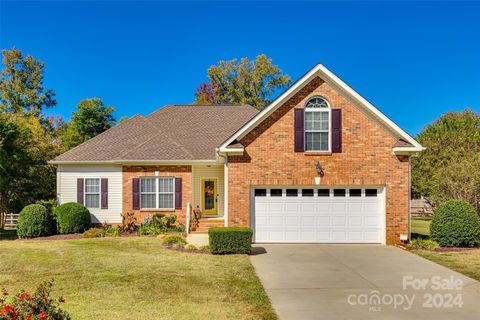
xmin=122 ymin=166 xmax=192 ymax=224
xmin=227 ymin=77 xmax=410 ymax=245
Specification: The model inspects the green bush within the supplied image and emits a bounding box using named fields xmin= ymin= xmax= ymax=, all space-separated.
xmin=162 ymin=234 xmax=187 ymax=248
xmin=104 ymin=226 xmax=119 ymax=237
xmin=137 ymin=225 xmax=163 ymax=235
xmin=408 ymin=238 xmax=439 ymax=251
xmin=0 ymin=280 xmax=70 ymax=320
xmin=81 ymin=228 xmax=103 ymax=238
xmin=17 ymin=204 xmax=55 ymax=238
xmin=185 ymin=244 xmax=197 ymax=251
xmin=54 ymin=202 xmax=91 ymax=234
xmin=430 ymin=200 xmax=480 ymax=247
xmin=208 ymin=227 xmax=253 ymax=254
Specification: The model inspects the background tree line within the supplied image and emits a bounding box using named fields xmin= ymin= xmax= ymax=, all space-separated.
xmin=0 ymin=48 xmax=116 ymax=214
xmin=1 ymin=47 xmax=478 ymax=215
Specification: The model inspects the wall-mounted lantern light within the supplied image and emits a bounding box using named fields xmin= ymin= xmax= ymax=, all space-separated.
xmin=315 ymin=161 xmax=324 ymax=177
xmin=315 ymin=161 xmax=324 ymax=185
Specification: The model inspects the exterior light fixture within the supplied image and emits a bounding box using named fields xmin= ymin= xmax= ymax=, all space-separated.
xmin=315 ymin=162 xmax=324 ymax=177
xmin=315 ymin=161 xmax=324 ymax=185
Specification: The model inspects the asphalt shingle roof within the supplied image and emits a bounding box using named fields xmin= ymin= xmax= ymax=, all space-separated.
xmin=53 ymin=104 xmax=258 ymax=162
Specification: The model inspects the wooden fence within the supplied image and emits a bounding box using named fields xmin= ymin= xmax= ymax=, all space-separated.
xmin=1 ymin=213 xmax=19 ymax=229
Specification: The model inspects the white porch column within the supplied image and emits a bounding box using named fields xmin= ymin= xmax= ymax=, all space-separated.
xmin=224 ymin=157 xmax=228 ymax=227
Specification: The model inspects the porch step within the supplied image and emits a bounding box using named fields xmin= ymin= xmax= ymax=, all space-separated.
xmin=190 ymin=218 xmax=225 ymax=234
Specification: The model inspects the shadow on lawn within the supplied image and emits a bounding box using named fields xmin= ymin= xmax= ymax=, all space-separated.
xmin=411 ymin=232 xmax=430 ymax=240
xmin=0 ymin=229 xmax=17 ymax=240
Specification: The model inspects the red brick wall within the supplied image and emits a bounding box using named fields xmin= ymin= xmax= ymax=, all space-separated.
xmin=122 ymin=166 xmax=192 ymax=224
xmin=227 ymin=77 xmax=410 ymax=245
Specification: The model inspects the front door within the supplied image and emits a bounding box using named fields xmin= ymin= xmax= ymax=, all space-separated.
xmin=202 ymin=178 xmax=218 ymax=215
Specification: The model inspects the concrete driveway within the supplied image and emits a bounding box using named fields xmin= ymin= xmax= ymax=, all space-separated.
xmin=250 ymin=245 xmax=480 ymax=320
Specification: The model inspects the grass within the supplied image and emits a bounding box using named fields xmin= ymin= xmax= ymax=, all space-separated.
xmin=414 ymin=250 xmax=480 ymax=281
xmin=411 ymin=216 xmax=431 ymax=239
xmin=410 ymin=217 xmax=480 ymax=282
xmin=0 ymin=237 xmax=277 ymax=320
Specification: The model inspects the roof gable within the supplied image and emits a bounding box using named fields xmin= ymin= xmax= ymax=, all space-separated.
xmin=219 ymin=64 xmax=424 ymax=154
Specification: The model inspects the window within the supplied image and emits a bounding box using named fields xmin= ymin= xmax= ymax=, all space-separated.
xmin=349 ymin=189 xmax=362 ymax=197
xmin=255 ymin=189 xmax=267 ymax=197
xmin=366 ymin=189 xmax=378 ymax=197
xmin=286 ymin=189 xmax=298 ymax=197
xmin=85 ymin=178 xmax=100 ymax=208
xmin=305 ymin=97 xmax=330 ymax=152
xmin=334 ymin=189 xmax=346 ymax=197
xmin=302 ymin=189 xmax=314 ymax=197
xmin=140 ymin=177 xmax=174 ymax=209
xmin=270 ymin=189 xmax=283 ymax=197
xmin=318 ymin=189 xmax=330 ymax=197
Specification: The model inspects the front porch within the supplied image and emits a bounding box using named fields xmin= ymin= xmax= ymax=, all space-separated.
xmin=189 ymin=164 xmax=227 ymax=233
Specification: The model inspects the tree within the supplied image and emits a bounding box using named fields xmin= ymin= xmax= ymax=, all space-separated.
xmin=0 ymin=114 xmax=57 ymax=214
xmin=0 ymin=48 xmax=58 ymax=215
xmin=0 ymin=47 xmax=56 ymax=117
xmin=60 ymin=98 xmax=115 ymax=150
xmin=195 ymin=54 xmax=291 ymax=109
xmin=412 ymin=109 xmax=480 ymax=210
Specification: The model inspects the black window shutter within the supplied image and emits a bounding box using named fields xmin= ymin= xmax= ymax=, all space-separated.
xmin=294 ymin=109 xmax=305 ymax=152
xmin=175 ymin=178 xmax=182 ymax=209
xmin=101 ymin=178 xmax=108 ymax=209
xmin=132 ymin=178 xmax=140 ymax=210
xmin=77 ymin=178 xmax=84 ymax=205
xmin=332 ymin=109 xmax=342 ymax=153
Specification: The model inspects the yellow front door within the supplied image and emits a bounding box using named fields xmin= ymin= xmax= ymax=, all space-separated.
xmin=202 ymin=178 xmax=218 ymax=215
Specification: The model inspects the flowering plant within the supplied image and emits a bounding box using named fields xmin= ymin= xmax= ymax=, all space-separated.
xmin=0 ymin=280 xmax=70 ymax=320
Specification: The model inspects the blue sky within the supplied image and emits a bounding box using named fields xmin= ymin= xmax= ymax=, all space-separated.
xmin=1 ymin=1 xmax=479 ymax=135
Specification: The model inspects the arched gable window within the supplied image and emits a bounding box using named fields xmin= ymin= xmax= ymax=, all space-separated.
xmin=304 ymin=97 xmax=330 ymax=152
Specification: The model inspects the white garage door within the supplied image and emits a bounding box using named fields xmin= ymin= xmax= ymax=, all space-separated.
xmin=253 ymin=187 xmax=384 ymax=243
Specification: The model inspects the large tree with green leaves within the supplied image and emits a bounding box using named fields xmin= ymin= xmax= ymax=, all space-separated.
xmin=412 ymin=109 xmax=480 ymax=209
xmin=195 ymin=54 xmax=291 ymax=109
xmin=0 ymin=48 xmax=58 ymax=214
xmin=60 ymin=98 xmax=116 ymax=150
xmin=0 ymin=47 xmax=56 ymax=116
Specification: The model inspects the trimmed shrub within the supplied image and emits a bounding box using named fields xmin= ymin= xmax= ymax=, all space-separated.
xmin=430 ymin=200 xmax=480 ymax=247
xmin=208 ymin=227 xmax=253 ymax=254
xmin=54 ymin=202 xmax=91 ymax=234
xmin=162 ymin=234 xmax=187 ymax=248
xmin=408 ymin=239 xmax=439 ymax=251
xmin=17 ymin=204 xmax=55 ymax=238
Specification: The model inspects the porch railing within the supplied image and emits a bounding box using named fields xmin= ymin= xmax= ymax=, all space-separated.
xmin=186 ymin=202 xmax=191 ymax=234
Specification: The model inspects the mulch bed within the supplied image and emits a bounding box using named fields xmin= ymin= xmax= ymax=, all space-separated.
xmin=20 ymin=233 xmax=82 ymax=241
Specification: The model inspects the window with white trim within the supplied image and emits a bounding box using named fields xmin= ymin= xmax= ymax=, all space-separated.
xmin=140 ymin=177 xmax=174 ymax=209
xmin=305 ymin=97 xmax=330 ymax=152
xmin=85 ymin=178 xmax=100 ymax=208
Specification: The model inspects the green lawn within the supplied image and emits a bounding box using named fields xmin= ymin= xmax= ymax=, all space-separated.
xmin=411 ymin=217 xmax=431 ymax=239
xmin=0 ymin=237 xmax=277 ymax=320
xmin=414 ymin=250 xmax=480 ymax=281
xmin=410 ymin=217 xmax=480 ymax=282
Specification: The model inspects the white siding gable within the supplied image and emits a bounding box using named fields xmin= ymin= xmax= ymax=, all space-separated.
xmin=57 ymin=165 xmax=123 ymax=224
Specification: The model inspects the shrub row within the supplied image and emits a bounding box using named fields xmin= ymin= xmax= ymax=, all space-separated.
xmin=17 ymin=202 xmax=91 ymax=238
xmin=208 ymin=227 xmax=253 ymax=254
